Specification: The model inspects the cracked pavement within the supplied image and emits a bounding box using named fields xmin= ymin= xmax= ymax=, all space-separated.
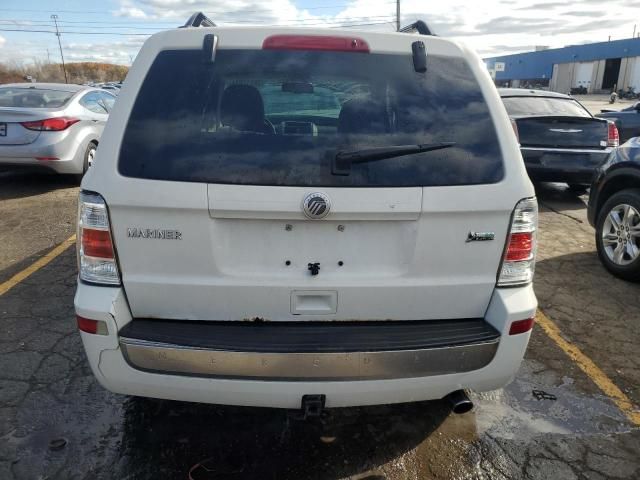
xmin=0 ymin=172 xmax=638 ymax=479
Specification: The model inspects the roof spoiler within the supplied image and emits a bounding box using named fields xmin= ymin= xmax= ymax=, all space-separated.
xmin=181 ymin=12 xmax=216 ymax=28
xmin=399 ymin=20 xmax=434 ymax=36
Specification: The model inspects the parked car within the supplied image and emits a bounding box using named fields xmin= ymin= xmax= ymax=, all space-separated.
xmin=100 ymin=85 xmax=120 ymax=95
xmin=597 ymin=101 xmax=640 ymax=143
xmin=499 ymin=88 xmax=618 ymax=191
xmin=588 ymin=137 xmax=640 ymax=281
xmin=0 ymin=83 xmax=115 ymax=177
xmin=74 ymin=16 xmax=538 ymax=413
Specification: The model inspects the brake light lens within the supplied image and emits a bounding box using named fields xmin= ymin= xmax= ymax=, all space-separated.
xmin=21 ymin=116 xmax=80 ymax=131
xmin=505 ymin=232 xmax=533 ymax=261
xmin=498 ymin=197 xmax=538 ymax=287
xmin=82 ymin=229 xmax=114 ymax=258
xmin=263 ymin=35 xmax=370 ymax=53
xmin=509 ymin=317 xmax=535 ymax=335
xmin=607 ymin=121 xmax=619 ymax=147
xmin=77 ymin=191 xmax=120 ymax=285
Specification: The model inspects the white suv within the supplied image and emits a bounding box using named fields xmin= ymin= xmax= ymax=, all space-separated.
xmin=74 ymin=16 xmax=537 ymax=414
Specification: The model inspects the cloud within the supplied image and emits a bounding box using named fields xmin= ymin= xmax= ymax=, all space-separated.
xmin=63 ymin=37 xmax=147 ymax=64
xmin=477 ymin=44 xmax=536 ymax=56
xmin=126 ymin=0 xmax=303 ymax=24
xmin=2 ymin=0 xmax=640 ymax=66
xmin=474 ymin=16 xmax=567 ymax=35
xmin=0 ymin=35 xmax=6 ymax=48
xmin=517 ymin=2 xmax=568 ymax=10
xmin=112 ymin=0 xmax=149 ymax=19
xmin=563 ymin=11 xmax=600 ymax=17
xmin=114 ymin=7 xmax=148 ymax=18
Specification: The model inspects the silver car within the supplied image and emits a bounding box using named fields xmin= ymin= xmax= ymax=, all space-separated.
xmin=0 ymin=83 xmax=115 ymax=176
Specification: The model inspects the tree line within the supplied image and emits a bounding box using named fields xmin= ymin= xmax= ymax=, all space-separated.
xmin=0 ymin=60 xmax=129 ymax=85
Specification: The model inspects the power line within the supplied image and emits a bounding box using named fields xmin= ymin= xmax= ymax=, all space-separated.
xmin=0 ymin=15 xmax=396 ymax=29
xmin=0 ymin=20 xmax=396 ymax=37
xmin=0 ymin=19 xmax=177 ymax=27
xmin=0 ymin=28 xmax=152 ymax=36
xmin=0 ymin=3 xmax=397 ymax=16
xmin=0 ymin=8 xmax=116 ymax=14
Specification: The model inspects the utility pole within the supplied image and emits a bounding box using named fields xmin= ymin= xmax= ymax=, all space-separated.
xmin=396 ymin=0 xmax=400 ymax=31
xmin=51 ymin=15 xmax=68 ymax=83
xmin=46 ymin=48 xmax=51 ymax=64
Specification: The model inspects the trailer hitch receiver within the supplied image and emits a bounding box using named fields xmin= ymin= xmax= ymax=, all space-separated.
xmin=301 ymin=394 xmax=326 ymax=419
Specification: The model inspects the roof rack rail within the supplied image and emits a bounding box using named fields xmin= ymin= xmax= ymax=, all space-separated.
xmin=181 ymin=12 xmax=216 ymax=28
xmin=399 ymin=20 xmax=434 ymax=36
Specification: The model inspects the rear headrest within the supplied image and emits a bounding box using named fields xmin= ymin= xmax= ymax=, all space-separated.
xmin=20 ymin=94 xmax=44 ymax=108
xmin=220 ymin=84 xmax=266 ymax=133
xmin=338 ymin=97 xmax=390 ymax=134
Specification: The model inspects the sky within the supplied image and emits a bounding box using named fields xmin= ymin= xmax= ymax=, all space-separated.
xmin=0 ymin=0 xmax=639 ymax=66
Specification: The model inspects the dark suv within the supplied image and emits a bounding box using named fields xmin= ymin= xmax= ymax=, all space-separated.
xmin=588 ymin=137 xmax=640 ymax=281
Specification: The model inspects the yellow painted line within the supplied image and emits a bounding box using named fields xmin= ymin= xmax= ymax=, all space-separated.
xmin=0 ymin=234 xmax=76 ymax=297
xmin=536 ymin=309 xmax=640 ymax=426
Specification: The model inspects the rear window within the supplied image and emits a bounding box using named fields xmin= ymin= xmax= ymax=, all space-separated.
xmin=502 ymin=96 xmax=591 ymax=118
xmin=119 ymin=49 xmax=503 ymax=187
xmin=0 ymin=87 xmax=75 ymax=108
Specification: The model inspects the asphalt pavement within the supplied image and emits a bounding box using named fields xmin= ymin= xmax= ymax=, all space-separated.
xmin=0 ymin=171 xmax=638 ymax=479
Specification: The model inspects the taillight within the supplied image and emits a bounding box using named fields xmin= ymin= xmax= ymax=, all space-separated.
xmin=21 ymin=116 xmax=80 ymax=131
xmin=77 ymin=191 xmax=120 ymax=285
xmin=263 ymin=35 xmax=370 ymax=53
xmin=607 ymin=121 xmax=619 ymax=147
xmin=498 ymin=197 xmax=538 ymax=287
xmin=510 ymin=118 xmax=519 ymax=143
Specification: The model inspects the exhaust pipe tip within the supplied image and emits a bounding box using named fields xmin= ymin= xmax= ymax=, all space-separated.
xmin=446 ymin=390 xmax=474 ymax=414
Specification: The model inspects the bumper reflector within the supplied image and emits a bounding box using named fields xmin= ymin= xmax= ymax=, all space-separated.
xmin=77 ymin=315 xmax=108 ymax=335
xmin=509 ymin=317 xmax=535 ymax=335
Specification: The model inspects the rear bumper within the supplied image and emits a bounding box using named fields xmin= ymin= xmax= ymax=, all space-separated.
xmin=118 ymin=319 xmax=500 ymax=381
xmin=74 ymin=283 xmax=537 ymax=408
xmin=521 ymin=147 xmax=610 ymax=184
xmin=0 ymin=129 xmax=87 ymax=174
xmin=0 ymin=155 xmax=80 ymax=175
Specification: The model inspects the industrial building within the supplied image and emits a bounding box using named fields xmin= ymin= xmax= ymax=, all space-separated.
xmin=484 ymin=37 xmax=640 ymax=94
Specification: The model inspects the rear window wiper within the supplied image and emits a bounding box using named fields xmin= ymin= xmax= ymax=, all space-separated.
xmin=332 ymin=142 xmax=456 ymax=175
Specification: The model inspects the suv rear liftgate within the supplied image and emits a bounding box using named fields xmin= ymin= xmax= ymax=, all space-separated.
xmin=75 ymin=15 xmax=538 ymax=409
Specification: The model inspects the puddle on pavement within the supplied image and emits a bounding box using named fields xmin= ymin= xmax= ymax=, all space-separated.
xmin=5 ymin=357 xmax=633 ymax=480
xmin=471 ymin=359 xmax=632 ymax=440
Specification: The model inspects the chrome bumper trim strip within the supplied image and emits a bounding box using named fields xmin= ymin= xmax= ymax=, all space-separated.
xmin=119 ymin=337 xmax=500 ymax=381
